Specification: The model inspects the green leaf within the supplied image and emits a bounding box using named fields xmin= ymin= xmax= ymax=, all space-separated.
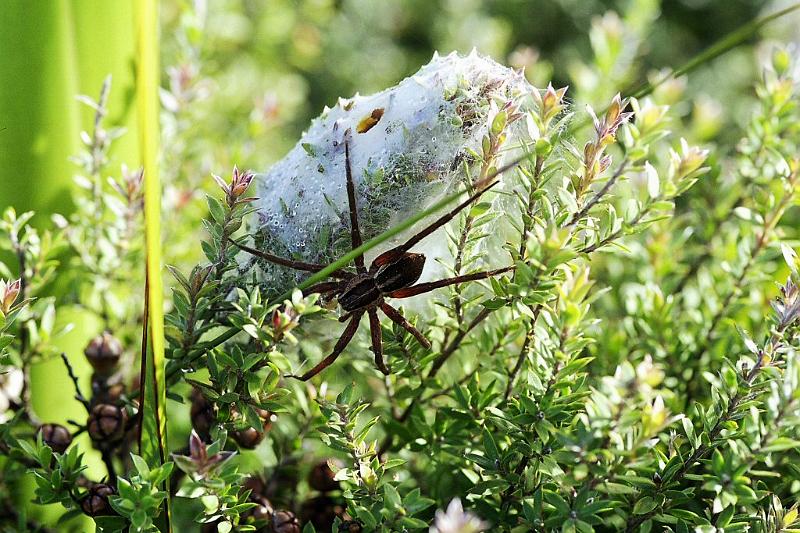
xmin=201 ymin=494 xmax=220 ymax=513
xmin=482 ymin=428 xmax=500 ymax=462
xmin=633 ymin=497 xmax=658 ymax=515
xmin=762 ymin=437 xmax=800 ymax=452
xmin=131 ymin=454 xmax=150 ymax=477
xmin=384 ymin=484 xmax=402 ymax=511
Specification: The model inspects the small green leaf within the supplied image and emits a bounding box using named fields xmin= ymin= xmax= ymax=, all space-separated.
xmin=633 ymin=496 xmax=658 ymax=515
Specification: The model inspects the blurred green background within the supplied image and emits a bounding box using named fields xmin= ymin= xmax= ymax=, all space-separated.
xmin=3 ymin=0 xmax=796 ymax=218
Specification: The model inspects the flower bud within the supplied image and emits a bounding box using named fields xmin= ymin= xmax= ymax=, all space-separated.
xmin=37 ymin=423 xmax=72 ymax=454
xmin=534 ymin=138 xmax=551 ymax=157
xmin=308 ymin=460 xmax=340 ymax=493
xmin=271 ymin=510 xmax=300 ymax=533
xmin=87 ymin=403 xmax=128 ymax=443
xmin=81 ymin=483 xmax=116 ymax=517
xmin=84 ymin=332 xmax=123 ymax=376
xmin=1 ymin=278 xmax=21 ymax=315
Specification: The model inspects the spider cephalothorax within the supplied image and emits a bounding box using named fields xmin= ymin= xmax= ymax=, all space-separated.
xmin=233 ymin=131 xmax=515 ymax=380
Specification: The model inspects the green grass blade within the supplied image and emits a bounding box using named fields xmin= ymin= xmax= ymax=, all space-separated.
xmin=134 ymin=0 xmax=171 ymax=528
xmin=628 ymin=2 xmax=800 ymax=99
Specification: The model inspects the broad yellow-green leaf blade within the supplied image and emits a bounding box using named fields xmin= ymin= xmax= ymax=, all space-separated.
xmin=134 ymin=0 xmax=171 ymax=529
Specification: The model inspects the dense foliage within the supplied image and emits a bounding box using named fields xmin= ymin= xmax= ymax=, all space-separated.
xmin=2 ymin=1 xmax=800 ymax=532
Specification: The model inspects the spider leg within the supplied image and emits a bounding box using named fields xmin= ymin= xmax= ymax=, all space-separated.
xmin=368 ymin=308 xmax=390 ymax=375
xmin=387 ymin=266 xmax=515 ymax=299
xmin=344 ymin=138 xmax=367 ymax=274
xmin=230 ymin=238 xmax=352 ymax=280
xmin=371 ymin=181 xmax=501 ymax=269
xmin=292 ymin=312 xmax=364 ymax=381
xmin=379 ymin=302 xmax=431 ymax=349
xmin=304 ymin=281 xmax=341 ymax=295
xmin=338 ymin=309 xmax=357 ymax=323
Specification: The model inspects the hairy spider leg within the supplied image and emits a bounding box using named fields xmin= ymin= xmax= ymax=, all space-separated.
xmin=388 ymin=266 xmax=515 ymax=299
xmin=344 ymin=137 xmax=367 ymax=274
xmin=371 ymin=180 xmax=501 ymax=270
xmin=295 ymin=311 xmax=364 ymax=381
xmin=230 ymin=240 xmax=353 ymax=280
xmin=368 ymin=309 xmax=390 ymax=374
xmin=304 ymin=281 xmax=341 ymax=295
xmin=379 ymin=302 xmax=432 ymax=349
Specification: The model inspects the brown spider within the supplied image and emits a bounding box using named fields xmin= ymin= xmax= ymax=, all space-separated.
xmin=233 ymin=133 xmax=514 ymax=380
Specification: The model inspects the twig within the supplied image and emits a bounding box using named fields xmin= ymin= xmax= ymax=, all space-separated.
xmin=101 ymin=449 xmax=118 ymax=485
xmin=504 ymin=324 xmax=535 ymax=401
xmin=60 ymin=353 xmax=91 ymax=412
xmin=567 ymin=158 xmax=629 ymax=227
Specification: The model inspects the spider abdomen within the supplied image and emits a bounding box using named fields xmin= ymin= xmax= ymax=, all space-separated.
xmin=375 ymin=253 xmax=426 ymax=293
xmin=339 ymin=276 xmax=381 ymax=311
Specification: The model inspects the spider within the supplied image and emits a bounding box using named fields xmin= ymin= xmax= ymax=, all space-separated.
xmin=233 ymin=132 xmax=515 ymax=380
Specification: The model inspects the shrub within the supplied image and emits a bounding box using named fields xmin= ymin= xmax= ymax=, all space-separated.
xmin=1 ymin=9 xmax=800 ymax=533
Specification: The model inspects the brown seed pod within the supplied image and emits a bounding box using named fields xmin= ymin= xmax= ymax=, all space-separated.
xmin=308 ymin=460 xmax=340 ymax=493
xmin=231 ymin=408 xmax=273 ymax=450
xmin=84 ymin=332 xmax=123 ymax=376
xmin=231 ymin=426 xmax=265 ymax=449
xmin=87 ymin=403 xmax=128 ymax=443
xmin=91 ymin=375 xmax=126 ymax=405
xmin=81 ymin=483 xmax=116 ymax=517
xmin=300 ymin=496 xmax=345 ymax=531
xmin=243 ymin=475 xmax=267 ymax=497
xmin=271 ymin=510 xmax=300 ymax=533
xmin=244 ymin=494 xmax=273 ymax=524
xmin=37 ymin=423 xmax=72 ymax=454
xmin=339 ymin=520 xmax=363 ymax=533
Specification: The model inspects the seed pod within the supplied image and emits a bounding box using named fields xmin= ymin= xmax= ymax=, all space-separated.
xmin=231 ymin=426 xmax=264 ymax=449
xmin=300 ymin=496 xmax=345 ymax=531
xmin=87 ymin=403 xmax=128 ymax=443
xmin=244 ymin=494 xmax=273 ymax=524
xmin=308 ymin=460 xmax=340 ymax=493
xmin=81 ymin=483 xmax=116 ymax=517
xmin=231 ymin=408 xmax=273 ymax=450
xmin=271 ymin=510 xmax=300 ymax=533
xmin=84 ymin=332 xmax=123 ymax=376
xmin=91 ymin=376 xmax=126 ymax=405
xmin=243 ymin=475 xmax=267 ymax=497
xmin=339 ymin=520 xmax=363 ymax=533
xmin=37 ymin=423 xmax=72 ymax=454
